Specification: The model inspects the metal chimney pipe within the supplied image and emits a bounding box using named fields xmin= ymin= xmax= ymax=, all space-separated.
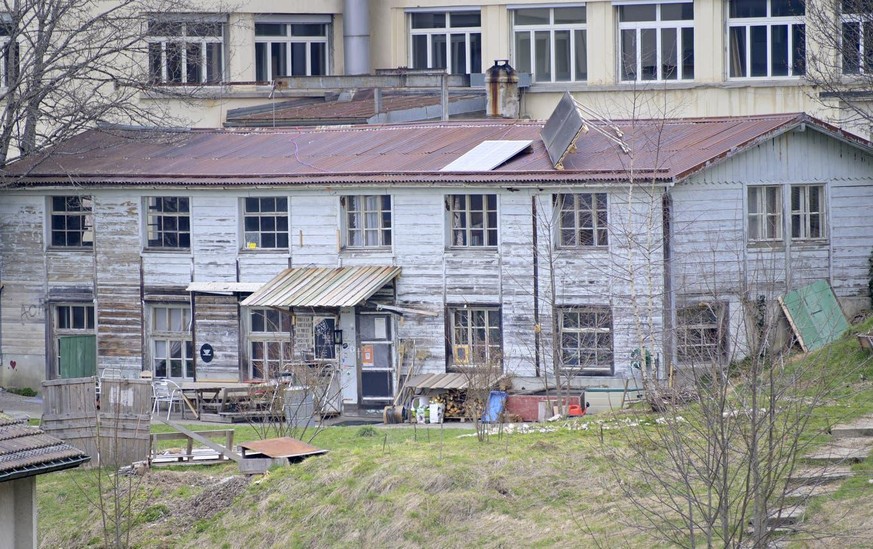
xmin=343 ymin=0 xmax=371 ymax=75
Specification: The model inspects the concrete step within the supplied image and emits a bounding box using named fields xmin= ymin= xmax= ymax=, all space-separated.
xmin=803 ymin=437 xmax=873 ymax=464
xmin=788 ymin=465 xmax=853 ymax=486
xmin=784 ymin=481 xmax=841 ymax=501
xmin=831 ymin=417 xmax=873 ymax=439
xmin=766 ymin=504 xmax=805 ymax=528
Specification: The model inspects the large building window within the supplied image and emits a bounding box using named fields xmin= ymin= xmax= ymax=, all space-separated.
xmin=841 ymin=0 xmax=873 ymax=75
xmin=557 ymin=193 xmax=608 ymax=247
xmin=255 ymin=20 xmax=329 ymax=81
xmin=728 ymin=0 xmax=805 ymax=78
xmin=54 ymin=304 xmax=96 ymax=378
xmin=146 ymin=197 xmax=190 ymax=249
xmin=342 ymin=195 xmax=392 ymax=248
xmin=149 ymin=305 xmax=193 ymax=380
xmin=147 ymin=17 xmax=224 ymax=84
xmin=0 ymin=19 xmax=18 ymax=88
xmin=410 ymin=10 xmax=481 ymax=75
xmin=50 ymin=196 xmax=93 ymax=248
xmin=560 ymin=307 xmax=613 ymax=375
xmin=446 ymin=194 xmax=497 ymax=247
xmin=747 ymin=186 xmax=783 ymax=242
xmin=449 ymin=307 xmax=502 ymax=369
xmin=513 ymin=6 xmax=587 ymax=82
xmin=248 ymin=308 xmax=292 ymax=379
xmin=619 ymin=2 xmax=694 ymax=81
xmin=677 ymin=303 xmax=727 ymax=364
xmin=790 ymin=185 xmax=825 ymax=240
xmin=242 ymin=197 xmax=288 ymax=249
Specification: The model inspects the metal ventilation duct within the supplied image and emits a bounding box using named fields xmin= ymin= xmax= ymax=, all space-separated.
xmin=343 ymin=0 xmax=371 ymax=75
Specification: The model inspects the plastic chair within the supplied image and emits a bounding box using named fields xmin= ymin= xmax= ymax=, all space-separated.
xmin=152 ymin=379 xmax=182 ymax=420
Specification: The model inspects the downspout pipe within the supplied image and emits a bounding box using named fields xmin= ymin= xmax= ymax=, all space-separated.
xmin=343 ymin=0 xmax=371 ymax=75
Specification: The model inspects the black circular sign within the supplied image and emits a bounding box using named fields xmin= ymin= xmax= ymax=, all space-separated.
xmin=199 ymin=343 xmax=214 ymax=363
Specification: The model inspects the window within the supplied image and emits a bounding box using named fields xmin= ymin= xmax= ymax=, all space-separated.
xmin=619 ymin=2 xmax=694 ymax=81
xmin=449 ymin=307 xmax=501 ymax=369
xmin=790 ymin=185 xmax=825 ymax=240
xmin=841 ymin=0 xmax=873 ymax=74
xmin=0 ymin=18 xmax=18 ymax=88
xmin=150 ymin=305 xmax=193 ymax=380
xmin=748 ymin=186 xmax=782 ymax=242
xmin=243 ymin=197 xmax=288 ymax=249
xmin=446 ymin=194 xmax=497 ymax=247
xmin=342 ymin=195 xmax=392 ymax=248
xmin=728 ymin=0 xmax=805 ymax=78
xmin=54 ymin=304 xmax=96 ymax=378
xmin=557 ymin=193 xmax=608 ymax=247
xmin=50 ymin=196 xmax=93 ymax=248
xmin=410 ymin=10 xmax=481 ymax=75
xmin=147 ymin=17 xmax=224 ymax=84
xmin=146 ymin=197 xmax=190 ymax=249
xmin=560 ymin=308 xmax=613 ymax=375
xmin=513 ymin=6 xmax=587 ymax=82
xmin=248 ymin=308 xmax=292 ymax=379
xmin=677 ymin=303 xmax=727 ymax=364
xmin=255 ymin=20 xmax=329 ymax=81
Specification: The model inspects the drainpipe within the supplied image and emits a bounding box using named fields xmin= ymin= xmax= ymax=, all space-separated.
xmin=343 ymin=0 xmax=371 ymax=75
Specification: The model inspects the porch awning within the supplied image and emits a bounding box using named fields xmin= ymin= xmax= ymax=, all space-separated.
xmin=240 ymin=266 xmax=401 ymax=308
xmin=186 ymin=282 xmax=263 ymax=294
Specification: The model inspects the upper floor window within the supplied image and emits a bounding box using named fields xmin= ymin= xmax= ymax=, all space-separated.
xmin=342 ymin=195 xmax=392 ymax=248
xmin=512 ymin=6 xmax=587 ymax=82
xmin=146 ymin=197 xmax=190 ymax=250
xmin=446 ymin=194 xmax=497 ymax=247
xmin=255 ymin=19 xmax=329 ymax=81
xmin=560 ymin=307 xmax=613 ymax=375
xmin=243 ymin=197 xmax=288 ymax=250
xmin=841 ymin=0 xmax=873 ymax=75
xmin=147 ymin=17 xmax=224 ymax=85
xmin=50 ymin=196 xmax=93 ymax=248
xmin=410 ymin=10 xmax=481 ymax=75
xmin=0 ymin=19 xmax=18 ymax=88
xmin=557 ymin=193 xmax=608 ymax=247
xmin=619 ymin=2 xmax=694 ymax=81
xmin=727 ymin=0 xmax=805 ymax=78
xmin=449 ymin=306 xmax=502 ymax=370
xmin=748 ymin=185 xmax=782 ymax=242
xmin=790 ymin=185 xmax=825 ymax=240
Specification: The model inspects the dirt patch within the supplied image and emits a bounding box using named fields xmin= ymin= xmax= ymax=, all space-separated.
xmin=174 ymin=475 xmax=251 ymax=522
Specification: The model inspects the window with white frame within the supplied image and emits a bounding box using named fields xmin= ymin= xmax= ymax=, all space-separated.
xmin=255 ymin=20 xmax=329 ymax=81
xmin=727 ymin=0 xmax=805 ymax=78
xmin=449 ymin=307 xmax=502 ymax=369
xmin=559 ymin=307 xmax=613 ymax=375
xmin=50 ymin=196 xmax=93 ymax=248
xmin=557 ymin=193 xmax=608 ymax=247
xmin=747 ymin=185 xmax=783 ymax=242
xmin=242 ymin=197 xmax=288 ymax=249
xmin=676 ymin=303 xmax=727 ymax=364
xmin=149 ymin=305 xmax=193 ymax=380
xmin=618 ymin=2 xmax=694 ymax=81
xmin=410 ymin=10 xmax=482 ymax=75
xmin=54 ymin=304 xmax=96 ymax=377
xmin=446 ymin=194 xmax=498 ymax=247
xmin=146 ymin=197 xmax=190 ymax=249
xmin=841 ymin=0 xmax=873 ymax=75
xmin=512 ymin=6 xmax=587 ymax=82
xmin=248 ymin=308 xmax=292 ymax=379
xmin=790 ymin=184 xmax=825 ymax=240
xmin=147 ymin=17 xmax=224 ymax=84
xmin=342 ymin=195 xmax=392 ymax=248
xmin=0 ymin=19 xmax=18 ymax=88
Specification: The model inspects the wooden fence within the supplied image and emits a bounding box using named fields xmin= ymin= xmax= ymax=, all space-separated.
xmin=42 ymin=377 xmax=152 ymax=466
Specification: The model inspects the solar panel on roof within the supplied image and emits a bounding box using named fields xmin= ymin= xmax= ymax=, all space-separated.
xmin=541 ymin=91 xmax=588 ymax=170
xmin=440 ymin=140 xmax=533 ymax=172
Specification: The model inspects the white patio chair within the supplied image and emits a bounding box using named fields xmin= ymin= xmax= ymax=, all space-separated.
xmin=152 ymin=379 xmax=182 ymax=420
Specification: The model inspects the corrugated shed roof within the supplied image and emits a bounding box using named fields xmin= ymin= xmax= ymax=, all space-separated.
xmin=241 ymin=266 xmax=400 ymax=308
xmin=0 ymin=414 xmax=89 ymax=482
xmin=3 ymin=113 xmax=869 ymax=187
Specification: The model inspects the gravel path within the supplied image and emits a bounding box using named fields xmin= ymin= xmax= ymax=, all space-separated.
xmin=0 ymin=388 xmax=43 ymax=420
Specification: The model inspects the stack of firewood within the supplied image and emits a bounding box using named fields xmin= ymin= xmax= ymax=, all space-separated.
xmin=432 ymin=390 xmax=467 ymax=419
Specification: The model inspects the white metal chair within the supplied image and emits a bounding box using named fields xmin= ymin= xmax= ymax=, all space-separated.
xmin=151 ymin=379 xmax=182 ymax=420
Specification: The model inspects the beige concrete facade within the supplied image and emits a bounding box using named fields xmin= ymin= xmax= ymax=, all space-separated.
xmin=0 ymin=477 xmax=37 ymax=549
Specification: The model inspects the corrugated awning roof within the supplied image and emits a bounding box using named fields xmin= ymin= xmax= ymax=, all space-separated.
xmin=186 ymin=281 xmax=263 ymax=294
xmin=240 ymin=266 xmax=400 ymax=308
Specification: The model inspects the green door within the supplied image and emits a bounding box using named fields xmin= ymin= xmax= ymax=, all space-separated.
xmin=59 ymin=335 xmax=97 ymax=378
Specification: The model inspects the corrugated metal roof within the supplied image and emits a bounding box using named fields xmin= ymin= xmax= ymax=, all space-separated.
xmin=238 ymin=437 xmax=327 ymax=458
xmin=0 ymin=414 xmax=90 ymax=481
xmin=241 ymin=266 xmax=400 ymax=308
xmin=406 ymin=373 xmax=470 ymax=390
xmin=186 ymin=282 xmax=263 ymax=294
xmin=5 ymin=113 xmax=862 ymax=187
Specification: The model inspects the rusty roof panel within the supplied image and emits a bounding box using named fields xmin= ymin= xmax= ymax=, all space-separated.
xmin=241 ymin=266 xmax=401 ymax=308
xmin=238 ymin=437 xmax=327 ymax=458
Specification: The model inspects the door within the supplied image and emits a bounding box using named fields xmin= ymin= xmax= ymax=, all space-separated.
xmin=59 ymin=335 xmax=97 ymax=378
xmin=358 ymin=313 xmax=394 ymax=402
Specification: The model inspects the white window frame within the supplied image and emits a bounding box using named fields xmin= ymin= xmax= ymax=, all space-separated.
xmin=841 ymin=1 xmax=873 ymax=75
xmin=559 ymin=307 xmax=614 ymax=375
xmin=556 ymin=192 xmax=609 ymax=248
xmin=254 ymin=18 xmax=330 ymax=81
xmin=747 ymin=185 xmax=783 ymax=243
xmin=54 ymin=304 xmax=96 ymax=377
xmin=247 ymin=308 xmax=293 ymax=380
xmin=727 ymin=0 xmax=806 ymax=79
xmin=49 ymin=196 xmax=94 ymax=249
xmin=676 ymin=302 xmax=727 ymax=365
xmin=449 ymin=306 xmax=502 ymax=370
xmin=0 ymin=17 xmax=17 ymax=89
xmin=790 ymin=184 xmax=826 ymax=241
xmin=147 ymin=17 xmax=225 ymax=85
xmin=512 ymin=5 xmax=588 ymax=83
xmin=341 ymin=195 xmax=392 ymax=249
xmin=408 ymin=10 xmax=482 ymax=75
xmin=242 ymin=197 xmax=289 ymax=250
xmin=446 ymin=194 xmax=498 ymax=248
xmin=145 ymin=196 xmax=191 ymax=250
xmin=617 ymin=2 xmax=695 ymax=82
xmin=149 ymin=304 xmax=193 ymax=380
